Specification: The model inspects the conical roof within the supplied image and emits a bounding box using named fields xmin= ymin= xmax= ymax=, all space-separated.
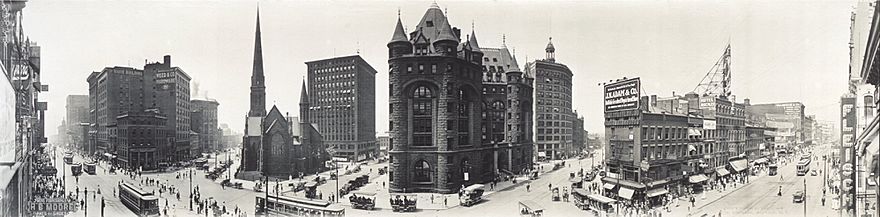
xmin=412 ymin=3 xmax=450 ymax=43
xmin=299 ymin=81 xmax=308 ymax=105
xmin=389 ymin=18 xmax=409 ymax=44
xmin=468 ymin=30 xmax=481 ymax=52
xmin=507 ymin=50 xmax=521 ymax=72
xmin=434 ymin=23 xmax=457 ymax=43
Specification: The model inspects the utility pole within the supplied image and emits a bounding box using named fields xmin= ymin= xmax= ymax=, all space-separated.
xmin=189 ymin=168 xmax=193 ymax=211
xmin=803 ymin=179 xmax=807 ymax=217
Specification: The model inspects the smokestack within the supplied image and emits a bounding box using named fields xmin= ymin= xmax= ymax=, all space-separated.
xmin=163 ymin=55 xmax=171 ymax=67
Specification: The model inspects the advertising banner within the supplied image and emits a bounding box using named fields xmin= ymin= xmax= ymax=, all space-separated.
xmin=839 ymin=96 xmax=857 ymax=212
xmin=0 ymin=80 xmax=15 ymax=163
xmin=604 ymin=78 xmax=640 ymax=112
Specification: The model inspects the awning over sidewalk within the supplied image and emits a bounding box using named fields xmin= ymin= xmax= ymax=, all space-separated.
xmin=646 ymin=188 xmax=669 ymax=198
xmin=689 ymin=174 xmax=709 ymax=183
xmin=618 ymin=187 xmax=635 ymax=200
xmin=754 ymin=158 xmax=768 ymax=164
xmin=716 ymin=168 xmax=730 ymax=177
xmin=603 ymin=183 xmax=616 ymax=190
xmin=729 ymin=159 xmax=749 ymax=172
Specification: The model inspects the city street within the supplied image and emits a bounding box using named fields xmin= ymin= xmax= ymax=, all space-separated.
xmin=684 ymin=146 xmax=836 ymax=217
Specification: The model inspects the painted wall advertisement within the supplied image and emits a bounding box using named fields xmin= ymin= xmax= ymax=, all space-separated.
xmin=604 ymin=77 xmax=640 ymax=112
xmin=1 ymin=80 xmax=14 ymax=163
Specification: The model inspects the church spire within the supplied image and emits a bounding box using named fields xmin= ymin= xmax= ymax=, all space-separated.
xmin=249 ymin=7 xmax=267 ymax=117
xmin=299 ymin=80 xmax=310 ymax=123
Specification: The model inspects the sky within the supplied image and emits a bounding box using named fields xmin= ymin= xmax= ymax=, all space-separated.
xmin=24 ymin=0 xmax=854 ymax=137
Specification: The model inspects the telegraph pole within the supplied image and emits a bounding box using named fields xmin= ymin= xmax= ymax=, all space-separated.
xmin=803 ymin=179 xmax=807 ymax=217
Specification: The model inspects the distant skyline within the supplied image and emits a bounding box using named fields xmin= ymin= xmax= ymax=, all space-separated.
xmin=26 ymin=0 xmax=852 ymax=137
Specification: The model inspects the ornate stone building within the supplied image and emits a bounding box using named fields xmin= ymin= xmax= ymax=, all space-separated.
xmin=387 ymin=3 xmax=533 ymax=193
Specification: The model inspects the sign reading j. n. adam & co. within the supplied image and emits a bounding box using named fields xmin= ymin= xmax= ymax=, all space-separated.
xmin=604 ymin=77 xmax=641 ymax=112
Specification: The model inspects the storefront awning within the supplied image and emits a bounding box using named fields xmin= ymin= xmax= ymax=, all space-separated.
xmin=716 ymin=168 xmax=730 ymax=177
xmin=754 ymin=158 xmax=768 ymax=164
xmin=618 ymin=187 xmax=635 ymax=200
xmin=538 ymin=152 xmax=546 ymax=157
xmin=646 ymin=188 xmax=669 ymax=198
xmin=603 ymin=183 xmax=616 ymax=190
xmin=729 ymin=159 xmax=749 ymax=172
xmin=689 ymin=174 xmax=709 ymax=183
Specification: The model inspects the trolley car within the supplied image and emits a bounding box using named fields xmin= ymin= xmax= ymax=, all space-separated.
xmin=118 ymin=182 xmax=159 ymax=216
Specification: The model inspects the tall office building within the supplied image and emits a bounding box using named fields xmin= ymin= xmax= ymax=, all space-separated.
xmin=305 ymin=55 xmax=377 ymax=162
xmin=528 ymin=38 xmax=575 ymax=160
xmin=86 ymin=55 xmax=190 ymax=168
xmin=65 ymin=95 xmax=89 ymax=151
xmin=192 ymin=98 xmax=220 ymax=154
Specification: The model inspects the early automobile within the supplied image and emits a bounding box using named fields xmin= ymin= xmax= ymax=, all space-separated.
xmin=390 ymin=193 xmax=417 ymax=212
xmin=349 ymin=191 xmax=376 ymax=210
xmin=792 ymin=190 xmax=805 ymax=203
xmin=551 ymin=187 xmax=560 ymax=201
xmin=460 ymin=184 xmax=485 ymax=207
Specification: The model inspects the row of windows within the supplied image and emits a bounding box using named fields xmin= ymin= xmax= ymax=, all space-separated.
xmin=537 ymin=135 xmax=570 ymax=141
xmin=312 ymin=65 xmax=355 ymax=75
xmin=315 ymin=80 xmax=354 ymax=89
xmin=537 ymin=120 xmax=571 ymax=128
xmin=537 ymin=128 xmax=570 ymax=135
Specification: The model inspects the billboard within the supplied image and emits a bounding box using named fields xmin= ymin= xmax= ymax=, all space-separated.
xmin=604 ymin=78 xmax=640 ymax=112
xmin=0 ymin=80 xmax=14 ymax=163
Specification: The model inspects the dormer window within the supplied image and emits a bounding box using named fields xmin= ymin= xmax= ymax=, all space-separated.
xmin=426 ymin=21 xmax=434 ymax=27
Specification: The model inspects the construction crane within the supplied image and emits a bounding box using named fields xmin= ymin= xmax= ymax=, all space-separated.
xmin=693 ymin=44 xmax=732 ymax=97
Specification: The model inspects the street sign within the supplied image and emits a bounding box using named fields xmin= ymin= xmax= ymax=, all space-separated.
xmin=29 ymin=197 xmax=78 ymax=216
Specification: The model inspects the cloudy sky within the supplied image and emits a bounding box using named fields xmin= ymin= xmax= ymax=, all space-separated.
xmin=25 ymin=0 xmax=853 ymax=137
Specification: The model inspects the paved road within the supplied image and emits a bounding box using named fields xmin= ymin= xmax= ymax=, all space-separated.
xmin=690 ymin=147 xmax=836 ymax=217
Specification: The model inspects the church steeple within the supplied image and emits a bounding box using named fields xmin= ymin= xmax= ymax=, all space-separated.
xmin=249 ymin=8 xmax=267 ymax=117
xmin=299 ymin=80 xmax=309 ymax=123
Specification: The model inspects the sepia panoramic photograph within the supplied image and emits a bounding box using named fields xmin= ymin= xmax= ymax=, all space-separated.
xmin=0 ymin=0 xmax=878 ymax=216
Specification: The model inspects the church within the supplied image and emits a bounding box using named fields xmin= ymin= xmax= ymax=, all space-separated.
xmin=237 ymin=9 xmax=328 ymax=180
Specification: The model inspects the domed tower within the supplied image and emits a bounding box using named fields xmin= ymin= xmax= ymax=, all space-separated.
xmin=388 ymin=15 xmax=412 ymax=58
xmin=545 ymin=37 xmax=556 ymax=62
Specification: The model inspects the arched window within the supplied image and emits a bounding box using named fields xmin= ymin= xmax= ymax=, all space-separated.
xmin=414 ymin=160 xmax=432 ymax=183
xmin=412 ymin=86 xmax=434 ymax=146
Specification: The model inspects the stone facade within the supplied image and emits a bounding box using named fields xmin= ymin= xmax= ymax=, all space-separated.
xmin=387 ymin=3 xmax=533 ymax=193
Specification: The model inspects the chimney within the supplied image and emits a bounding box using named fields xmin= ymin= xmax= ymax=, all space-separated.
xmin=163 ymin=55 xmax=171 ymax=67
xmin=744 ymin=98 xmax=751 ymax=105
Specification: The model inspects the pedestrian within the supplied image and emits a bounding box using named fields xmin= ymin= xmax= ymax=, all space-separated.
xmin=444 ymin=197 xmax=448 ymax=207
xmin=526 ymin=184 xmax=530 ymax=192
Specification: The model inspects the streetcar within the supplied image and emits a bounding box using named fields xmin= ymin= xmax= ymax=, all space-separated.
xmin=63 ymin=154 xmax=73 ymax=164
xmin=796 ymin=159 xmax=811 ymax=176
xmin=84 ymin=162 xmax=96 ymax=175
xmin=768 ymin=163 xmax=778 ymax=176
xmin=256 ymin=194 xmax=344 ymax=217
xmin=118 ymin=182 xmax=160 ymax=216
xmin=70 ymin=163 xmax=82 ymax=176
